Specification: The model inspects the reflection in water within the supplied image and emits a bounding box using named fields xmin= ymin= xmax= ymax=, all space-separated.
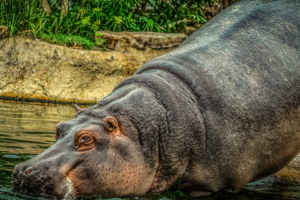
xmin=0 ymin=100 xmax=76 ymax=154
xmin=0 ymin=100 xmax=300 ymax=200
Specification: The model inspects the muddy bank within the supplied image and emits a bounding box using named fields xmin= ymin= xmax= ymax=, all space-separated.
xmin=0 ymin=35 xmax=184 ymax=104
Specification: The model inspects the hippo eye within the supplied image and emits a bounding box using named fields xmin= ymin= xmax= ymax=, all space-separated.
xmin=74 ymin=132 xmax=95 ymax=151
xmin=80 ymin=135 xmax=92 ymax=144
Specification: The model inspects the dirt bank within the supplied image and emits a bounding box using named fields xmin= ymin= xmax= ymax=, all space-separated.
xmin=0 ymin=35 xmax=183 ymax=104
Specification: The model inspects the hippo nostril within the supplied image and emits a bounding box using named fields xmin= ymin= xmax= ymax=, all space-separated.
xmin=24 ymin=167 xmax=34 ymax=176
xmin=25 ymin=169 xmax=33 ymax=175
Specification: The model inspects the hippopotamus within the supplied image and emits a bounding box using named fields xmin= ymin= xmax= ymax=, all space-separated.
xmin=13 ymin=0 xmax=300 ymax=198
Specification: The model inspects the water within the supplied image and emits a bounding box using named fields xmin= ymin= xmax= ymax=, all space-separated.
xmin=1 ymin=100 xmax=300 ymax=200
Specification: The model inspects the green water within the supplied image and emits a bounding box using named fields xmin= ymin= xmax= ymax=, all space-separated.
xmin=1 ymin=100 xmax=300 ymax=200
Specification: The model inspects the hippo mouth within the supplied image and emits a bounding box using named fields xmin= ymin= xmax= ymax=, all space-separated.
xmin=13 ymin=165 xmax=76 ymax=199
xmin=12 ymin=166 xmax=47 ymax=197
xmin=13 ymin=176 xmax=75 ymax=199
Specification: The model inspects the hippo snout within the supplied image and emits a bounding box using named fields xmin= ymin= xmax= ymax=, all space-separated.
xmin=13 ymin=164 xmax=46 ymax=195
xmin=12 ymin=158 xmax=72 ymax=199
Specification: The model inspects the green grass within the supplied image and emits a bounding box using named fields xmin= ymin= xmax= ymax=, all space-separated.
xmin=0 ymin=0 xmax=96 ymax=49
xmin=39 ymin=33 xmax=96 ymax=50
xmin=0 ymin=0 xmax=216 ymax=50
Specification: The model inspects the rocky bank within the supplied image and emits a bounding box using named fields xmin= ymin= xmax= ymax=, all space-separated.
xmin=0 ymin=32 xmax=186 ymax=104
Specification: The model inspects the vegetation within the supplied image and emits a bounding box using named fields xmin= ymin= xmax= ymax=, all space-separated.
xmin=39 ymin=33 xmax=96 ymax=49
xmin=0 ymin=0 xmax=218 ymax=49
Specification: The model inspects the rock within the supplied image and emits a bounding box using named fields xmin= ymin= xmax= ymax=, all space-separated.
xmin=184 ymin=26 xmax=198 ymax=36
xmin=95 ymin=31 xmax=188 ymax=50
xmin=203 ymin=3 xmax=223 ymax=20
xmin=0 ymin=26 xmax=9 ymax=38
xmin=202 ymin=0 xmax=240 ymax=20
xmin=271 ymin=154 xmax=300 ymax=184
xmin=0 ymin=37 xmax=178 ymax=104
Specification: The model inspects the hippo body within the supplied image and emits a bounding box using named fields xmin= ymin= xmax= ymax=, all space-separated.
xmin=13 ymin=0 xmax=300 ymax=198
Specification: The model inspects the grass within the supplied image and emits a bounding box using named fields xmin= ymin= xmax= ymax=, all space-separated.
xmin=0 ymin=0 xmax=43 ymax=36
xmin=0 ymin=0 xmax=96 ymax=50
xmin=0 ymin=0 xmax=215 ymax=50
xmin=39 ymin=33 xmax=96 ymax=50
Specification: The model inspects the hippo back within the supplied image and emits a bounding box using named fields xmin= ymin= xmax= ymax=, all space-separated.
xmin=137 ymin=0 xmax=300 ymax=119
xmin=135 ymin=0 xmax=300 ymax=191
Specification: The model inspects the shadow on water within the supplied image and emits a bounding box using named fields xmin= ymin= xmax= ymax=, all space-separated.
xmin=0 ymin=100 xmax=300 ymax=200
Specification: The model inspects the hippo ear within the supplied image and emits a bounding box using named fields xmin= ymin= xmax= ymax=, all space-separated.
xmin=104 ymin=116 xmax=119 ymax=132
xmin=74 ymin=104 xmax=82 ymax=113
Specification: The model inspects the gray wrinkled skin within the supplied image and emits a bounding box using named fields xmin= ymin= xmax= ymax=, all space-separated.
xmin=13 ymin=0 xmax=300 ymax=198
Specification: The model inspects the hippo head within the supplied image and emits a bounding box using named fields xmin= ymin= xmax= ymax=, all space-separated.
xmin=13 ymin=102 xmax=160 ymax=198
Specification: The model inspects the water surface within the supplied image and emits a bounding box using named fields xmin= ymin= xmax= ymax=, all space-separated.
xmin=1 ymin=100 xmax=300 ymax=200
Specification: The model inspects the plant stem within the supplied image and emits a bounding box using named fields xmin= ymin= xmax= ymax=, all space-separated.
xmin=142 ymin=0 xmax=148 ymax=13
xmin=60 ymin=0 xmax=69 ymax=17
xmin=39 ymin=0 xmax=51 ymax=15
